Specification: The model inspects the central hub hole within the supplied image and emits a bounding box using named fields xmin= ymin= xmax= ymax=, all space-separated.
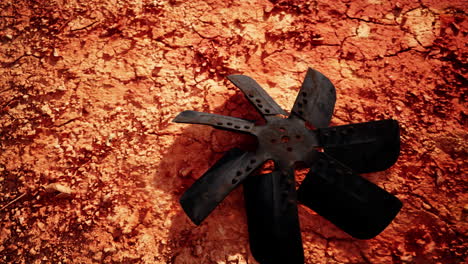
xmin=281 ymin=136 xmax=290 ymax=143
xmin=314 ymin=146 xmax=324 ymax=152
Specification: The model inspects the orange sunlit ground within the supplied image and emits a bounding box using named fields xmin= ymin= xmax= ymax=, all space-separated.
xmin=0 ymin=0 xmax=466 ymax=263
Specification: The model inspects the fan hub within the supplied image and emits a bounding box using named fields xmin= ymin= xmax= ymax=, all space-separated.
xmin=255 ymin=115 xmax=318 ymax=165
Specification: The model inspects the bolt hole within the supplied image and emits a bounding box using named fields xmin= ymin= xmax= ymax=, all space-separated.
xmin=271 ymin=139 xmax=277 ymax=143
xmin=281 ymin=136 xmax=290 ymax=143
xmin=303 ymin=99 xmax=308 ymax=104
xmin=265 ymin=109 xmax=270 ymax=113
xmin=255 ymin=99 xmax=261 ymax=103
xmin=244 ymin=126 xmax=250 ymax=129
xmin=248 ymin=94 xmax=254 ymax=97
xmin=227 ymin=122 xmax=232 ymax=126
xmin=234 ymin=125 xmax=240 ymax=129
xmin=295 ymin=135 xmax=301 ymax=139
xmin=217 ymin=122 xmax=223 ymax=126
xmin=286 ymin=147 xmax=293 ymax=152
xmin=236 ymin=171 xmax=242 ymax=176
xmin=298 ymin=103 xmax=303 ymax=108
xmin=232 ymin=178 xmax=238 ymax=184
xmin=257 ymin=104 xmax=263 ymax=108
xmin=302 ymin=92 xmax=307 ymax=97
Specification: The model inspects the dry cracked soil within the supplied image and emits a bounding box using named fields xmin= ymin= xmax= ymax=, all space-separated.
xmin=0 ymin=0 xmax=467 ymax=263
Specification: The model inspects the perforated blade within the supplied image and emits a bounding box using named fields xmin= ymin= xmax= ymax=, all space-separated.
xmin=243 ymin=168 xmax=304 ymax=264
xmin=227 ymin=75 xmax=288 ymax=116
xmin=173 ymin=110 xmax=256 ymax=135
xmin=291 ymin=68 xmax=336 ymax=128
xmin=180 ymin=148 xmax=268 ymax=225
xmin=317 ymin=119 xmax=400 ymax=173
xmin=297 ymin=152 xmax=402 ymax=239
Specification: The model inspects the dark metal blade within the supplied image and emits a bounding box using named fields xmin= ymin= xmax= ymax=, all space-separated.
xmin=297 ymin=152 xmax=402 ymax=239
xmin=317 ymin=119 xmax=400 ymax=173
xmin=243 ymin=169 xmax=304 ymax=264
xmin=227 ymin=75 xmax=288 ymax=116
xmin=173 ymin=110 xmax=256 ymax=135
xmin=180 ymin=148 xmax=268 ymax=225
xmin=291 ymin=68 xmax=336 ymax=128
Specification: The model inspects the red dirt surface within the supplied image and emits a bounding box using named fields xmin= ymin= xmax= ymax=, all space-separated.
xmin=0 ymin=0 xmax=466 ymax=263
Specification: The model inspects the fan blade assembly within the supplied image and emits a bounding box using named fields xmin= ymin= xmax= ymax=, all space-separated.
xmin=174 ymin=67 xmax=402 ymax=263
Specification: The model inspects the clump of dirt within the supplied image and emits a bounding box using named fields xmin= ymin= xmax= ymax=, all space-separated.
xmin=0 ymin=0 xmax=466 ymax=263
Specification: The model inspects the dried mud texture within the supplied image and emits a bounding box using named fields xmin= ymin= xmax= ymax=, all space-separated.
xmin=0 ymin=0 xmax=466 ymax=263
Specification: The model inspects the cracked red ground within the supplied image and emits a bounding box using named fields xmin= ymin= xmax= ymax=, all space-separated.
xmin=0 ymin=0 xmax=466 ymax=263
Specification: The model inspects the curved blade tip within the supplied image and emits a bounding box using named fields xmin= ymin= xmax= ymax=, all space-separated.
xmin=356 ymin=198 xmax=403 ymax=240
xmin=172 ymin=110 xmax=196 ymax=123
xmin=179 ymin=195 xmax=204 ymax=226
xmin=227 ymin=74 xmax=248 ymax=80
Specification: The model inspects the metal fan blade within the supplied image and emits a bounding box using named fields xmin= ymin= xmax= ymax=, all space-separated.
xmin=317 ymin=119 xmax=400 ymax=173
xmin=243 ymin=169 xmax=304 ymax=264
xmin=173 ymin=110 xmax=256 ymax=135
xmin=291 ymin=68 xmax=336 ymax=128
xmin=227 ymin=75 xmax=288 ymax=116
xmin=297 ymin=152 xmax=402 ymax=239
xmin=180 ymin=148 xmax=268 ymax=225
